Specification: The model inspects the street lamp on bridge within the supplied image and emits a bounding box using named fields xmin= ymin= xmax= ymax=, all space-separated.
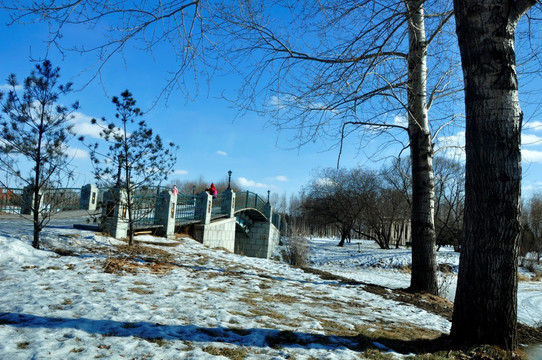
xmin=227 ymin=170 xmax=232 ymax=190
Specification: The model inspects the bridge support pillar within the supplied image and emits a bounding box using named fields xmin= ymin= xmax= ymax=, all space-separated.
xmin=194 ymin=218 xmax=236 ymax=252
xmin=101 ymin=188 xmax=128 ymax=239
xmin=195 ymin=191 xmax=212 ymax=224
xmin=264 ymin=202 xmax=272 ymax=220
xmin=222 ymin=188 xmax=236 ymax=218
xmin=79 ymin=184 xmax=98 ymax=211
xmin=235 ymin=220 xmax=280 ymax=259
xmin=21 ymin=185 xmax=43 ymax=215
xmin=155 ymin=190 xmax=176 ymax=237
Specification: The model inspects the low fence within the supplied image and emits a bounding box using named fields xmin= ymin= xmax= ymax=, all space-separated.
xmin=235 ymin=191 xmax=267 ymax=214
xmin=131 ymin=194 xmax=159 ymax=227
xmin=0 ymin=187 xmax=82 ymax=214
xmin=175 ymin=195 xmax=197 ymax=223
xmin=211 ymin=193 xmax=228 ymax=218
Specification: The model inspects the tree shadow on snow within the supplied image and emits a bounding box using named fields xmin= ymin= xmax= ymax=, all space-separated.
xmin=0 ymin=311 xmax=453 ymax=355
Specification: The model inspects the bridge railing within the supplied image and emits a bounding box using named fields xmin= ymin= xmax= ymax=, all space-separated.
xmin=0 ymin=187 xmax=83 ymax=214
xmin=271 ymin=212 xmax=281 ymax=229
xmin=211 ymin=193 xmax=227 ymax=218
xmin=175 ymin=195 xmax=197 ymax=223
xmin=131 ymin=194 xmax=158 ymax=227
xmin=235 ymin=191 xmax=267 ymax=214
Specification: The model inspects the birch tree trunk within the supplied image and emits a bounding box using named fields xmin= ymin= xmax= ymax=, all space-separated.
xmin=406 ymin=0 xmax=438 ymax=295
xmin=451 ymin=0 xmax=536 ymax=349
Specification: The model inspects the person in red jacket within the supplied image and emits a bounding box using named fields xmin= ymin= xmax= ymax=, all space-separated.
xmin=206 ymin=183 xmax=217 ymax=198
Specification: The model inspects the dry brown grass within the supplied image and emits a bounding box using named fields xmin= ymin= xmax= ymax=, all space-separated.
xmin=102 ymin=252 xmax=174 ymax=274
xmin=261 ymin=293 xmax=298 ymax=304
xmin=129 ymin=287 xmax=154 ymax=295
xmin=99 ymin=241 xmax=179 ymax=275
xmin=202 ymin=345 xmax=248 ymax=360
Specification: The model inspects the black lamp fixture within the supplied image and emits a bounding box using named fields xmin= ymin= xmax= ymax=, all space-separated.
xmin=227 ymin=170 xmax=232 ymax=189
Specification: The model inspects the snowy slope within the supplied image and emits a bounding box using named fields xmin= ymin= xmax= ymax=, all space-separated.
xmin=0 ymin=216 xmax=540 ymax=359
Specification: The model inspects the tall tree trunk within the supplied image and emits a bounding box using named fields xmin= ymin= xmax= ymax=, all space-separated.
xmin=451 ymin=0 xmax=535 ymax=350
xmin=337 ymin=225 xmax=351 ymax=247
xmin=406 ymin=0 xmax=438 ymax=295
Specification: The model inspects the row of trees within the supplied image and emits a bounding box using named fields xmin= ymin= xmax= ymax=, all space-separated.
xmin=0 ymin=61 xmax=177 ymax=248
xmin=522 ymin=193 xmax=542 ymax=263
xmin=289 ymin=162 xmax=542 ymax=261
xmin=284 ymin=158 xmax=464 ymax=252
xmin=2 ymin=0 xmax=539 ymax=349
xmin=168 ymin=177 xmax=243 ymax=196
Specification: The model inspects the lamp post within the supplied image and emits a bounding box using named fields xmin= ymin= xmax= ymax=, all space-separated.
xmin=267 ymin=190 xmax=270 ymax=203
xmin=228 ymin=170 xmax=232 ymax=190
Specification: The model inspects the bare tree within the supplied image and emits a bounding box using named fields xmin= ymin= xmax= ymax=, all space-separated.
xmin=522 ymin=192 xmax=542 ymax=263
xmin=433 ymin=156 xmax=464 ymax=251
xmin=380 ymin=156 xmax=464 ymax=251
xmin=355 ymin=186 xmax=411 ymax=250
xmin=0 ymin=60 xmax=78 ymax=249
xmin=451 ymin=0 xmax=538 ymax=349
xmin=303 ymin=167 xmax=380 ymax=247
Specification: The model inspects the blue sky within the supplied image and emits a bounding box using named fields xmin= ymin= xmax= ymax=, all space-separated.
xmin=1 ymin=8 xmax=542 ymax=200
xmin=0 ymin=10 xmax=387 ymax=199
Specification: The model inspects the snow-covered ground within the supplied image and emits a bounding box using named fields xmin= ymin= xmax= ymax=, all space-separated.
xmin=0 ymin=215 xmax=541 ymax=359
xmin=306 ymin=237 xmax=542 ymax=328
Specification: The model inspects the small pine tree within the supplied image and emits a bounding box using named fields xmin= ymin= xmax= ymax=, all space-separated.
xmin=0 ymin=60 xmax=79 ymax=249
xmin=86 ymin=90 xmax=177 ymax=245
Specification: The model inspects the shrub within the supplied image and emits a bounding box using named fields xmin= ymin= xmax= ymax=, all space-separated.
xmin=283 ymin=235 xmax=309 ymax=267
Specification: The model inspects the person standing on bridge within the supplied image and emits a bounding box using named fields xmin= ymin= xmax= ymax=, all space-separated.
xmin=206 ymin=183 xmax=217 ymax=199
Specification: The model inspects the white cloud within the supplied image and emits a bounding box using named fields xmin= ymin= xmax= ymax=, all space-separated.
xmin=316 ymin=177 xmax=335 ymax=187
xmin=70 ymin=111 xmax=126 ymax=140
xmin=523 ymin=121 xmax=542 ymax=132
xmin=64 ymin=146 xmax=89 ymax=160
xmin=172 ymin=169 xmax=189 ymax=175
xmin=217 ymin=150 xmax=228 ymax=156
xmin=70 ymin=112 xmax=103 ymax=139
xmin=438 ymin=131 xmax=465 ymax=148
xmin=274 ymin=175 xmax=288 ymax=182
xmin=522 ymin=149 xmax=542 ymax=163
xmin=436 ymin=131 xmax=466 ymax=160
xmin=394 ymin=115 xmax=408 ymax=127
xmin=0 ymin=83 xmax=22 ymax=91
xmin=523 ymin=181 xmax=542 ymax=195
xmin=522 ymin=133 xmax=542 ymax=146
xmin=269 ymin=95 xmax=293 ymax=110
xmin=237 ymin=177 xmax=269 ymax=188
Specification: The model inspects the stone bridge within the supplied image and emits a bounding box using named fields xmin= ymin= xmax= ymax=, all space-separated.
xmin=0 ymin=185 xmax=281 ymax=259
xmin=101 ymin=187 xmax=281 ymax=259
